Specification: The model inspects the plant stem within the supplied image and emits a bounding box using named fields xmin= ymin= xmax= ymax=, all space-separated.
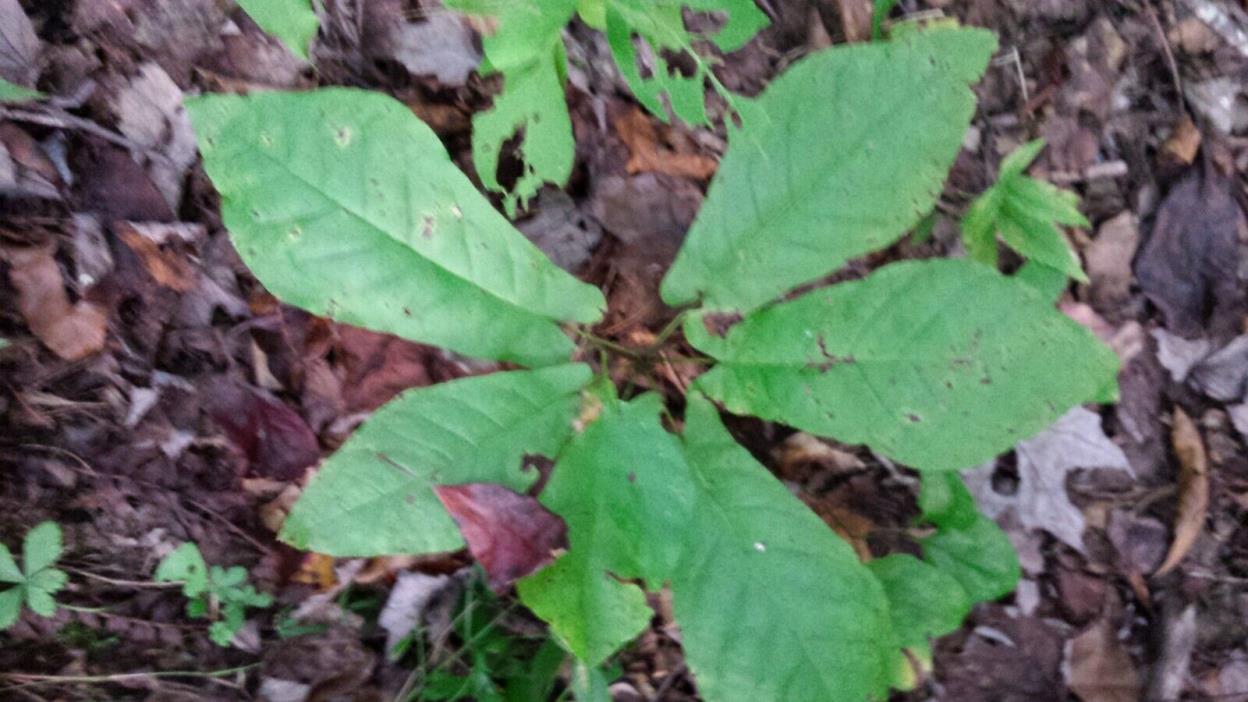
xmin=1 ymin=664 xmax=259 ymax=688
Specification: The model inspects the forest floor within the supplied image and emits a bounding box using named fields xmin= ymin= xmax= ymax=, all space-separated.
xmin=3 ymin=0 xmax=1248 ymax=700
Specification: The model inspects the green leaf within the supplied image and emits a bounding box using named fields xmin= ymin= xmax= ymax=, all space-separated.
xmin=518 ymin=393 xmax=695 ymax=663
xmin=187 ymin=89 xmax=604 ymax=367
xmin=1014 ymin=260 xmax=1069 ymax=302
xmin=921 ymin=515 xmax=1020 ymax=603
xmin=0 ymin=587 xmax=22 ymax=629
xmin=661 ymin=27 xmax=997 ymax=315
xmin=671 ymin=394 xmax=895 ymax=702
xmin=24 ymin=568 xmax=67 ymax=598
xmin=23 ymin=521 xmax=63 ymax=575
xmin=872 ymin=0 xmax=902 ymax=40
xmin=517 ymin=552 xmax=652 ymax=665
xmin=282 ymin=365 xmax=592 ymax=556
xmin=568 ymin=658 xmax=612 ymax=702
xmin=155 ymin=543 xmax=210 ymax=598
xmin=605 ymin=0 xmax=767 ymax=126
xmin=446 ymin=0 xmax=578 ymax=214
xmin=0 ymin=544 xmax=21 ymax=583
xmin=918 ymin=473 xmax=978 ymax=531
xmin=688 ymin=259 xmax=1119 ymax=472
xmin=237 ymin=0 xmax=319 ymax=60
xmin=24 ymin=585 xmax=58 ymax=617
xmin=0 ymin=78 xmax=42 ymax=103
xmin=961 ymin=139 xmax=1090 ymax=282
xmin=866 ymin=554 xmax=970 ymax=650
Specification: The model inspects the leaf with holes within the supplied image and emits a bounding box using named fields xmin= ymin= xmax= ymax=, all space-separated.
xmin=605 ymin=0 xmax=768 ymax=126
xmin=662 ymin=27 xmax=997 ymax=315
xmin=687 ymin=259 xmax=1119 ymax=472
xmin=187 ymin=89 xmax=604 ymax=366
xmin=282 ymin=365 xmax=592 ymax=556
xmin=444 ymin=0 xmax=578 ymax=215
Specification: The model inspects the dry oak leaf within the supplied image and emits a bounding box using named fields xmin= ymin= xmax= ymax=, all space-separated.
xmin=1155 ymin=407 xmax=1209 ymax=576
xmin=1 ymin=244 xmax=107 ymax=360
xmin=615 ymin=107 xmax=718 ymax=181
xmin=1065 ymin=616 xmax=1141 ymax=702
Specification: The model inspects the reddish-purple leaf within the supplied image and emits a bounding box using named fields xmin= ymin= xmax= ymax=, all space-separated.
xmin=434 ymin=483 xmax=567 ymax=591
xmin=207 ymin=381 xmax=320 ymax=480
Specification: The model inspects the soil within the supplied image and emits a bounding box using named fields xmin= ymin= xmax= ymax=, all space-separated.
xmin=3 ymin=0 xmax=1248 ymax=701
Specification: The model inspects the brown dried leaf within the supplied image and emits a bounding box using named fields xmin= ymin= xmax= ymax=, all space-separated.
xmin=0 ymin=0 xmax=40 ymax=87
xmin=615 ymin=108 xmax=718 ymax=181
xmin=1066 ymin=617 xmax=1141 ymax=702
xmin=1155 ymin=408 xmax=1209 ymax=576
xmin=1161 ymin=115 xmax=1202 ymax=166
xmin=434 ymin=483 xmax=567 ymax=592
xmin=1135 ymin=167 xmax=1247 ymax=338
xmin=833 ymin=0 xmax=873 ymax=43
xmin=116 ymin=222 xmax=198 ymax=291
xmin=1 ymin=244 xmax=107 ymax=360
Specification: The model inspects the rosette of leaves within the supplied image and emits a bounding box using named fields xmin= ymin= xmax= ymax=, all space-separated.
xmin=0 ymin=522 xmax=68 ymax=629
xmin=188 ymin=24 xmax=1118 ymax=701
xmin=155 ymin=543 xmax=273 ymax=646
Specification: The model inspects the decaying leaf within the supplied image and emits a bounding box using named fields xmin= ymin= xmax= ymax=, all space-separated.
xmin=0 ymin=244 xmax=108 ymax=361
xmin=1065 ymin=617 xmax=1141 ymax=702
xmin=206 ymin=381 xmax=321 ymax=481
xmin=0 ymin=0 xmax=40 ymax=88
xmin=434 ymin=483 xmax=568 ymax=592
xmin=378 ymin=571 xmax=452 ymax=656
xmin=615 ymin=107 xmax=718 ymax=181
xmin=112 ymin=63 xmax=199 ymax=210
xmin=1155 ymin=408 xmax=1209 ymax=576
xmin=1135 ymin=167 xmax=1247 ymax=338
xmin=964 ymin=407 xmax=1133 ymax=554
xmin=115 ymin=222 xmax=198 ymax=291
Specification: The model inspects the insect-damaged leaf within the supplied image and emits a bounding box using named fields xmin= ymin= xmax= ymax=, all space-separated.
xmin=661 ymin=27 xmax=996 ymax=315
xmin=281 ymin=365 xmax=592 ymax=556
xmin=672 ymin=394 xmax=895 ymax=702
xmin=444 ymin=0 xmax=578 ymax=215
xmin=605 ymin=0 xmax=768 ymax=126
xmin=518 ymin=393 xmax=695 ymax=664
xmin=688 ymin=259 xmax=1119 ymax=472
xmin=187 ymin=89 xmax=604 ymax=367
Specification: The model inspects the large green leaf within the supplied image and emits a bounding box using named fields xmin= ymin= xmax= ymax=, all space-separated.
xmin=445 ymin=0 xmax=578 ymax=214
xmin=661 ymin=27 xmax=997 ymax=314
xmin=281 ymin=365 xmax=592 ymax=556
xmin=187 ymin=89 xmax=604 ymax=367
xmin=237 ymin=0 xmax=319 ymax=60
xmin=518 ymin=392 xmax=695 ymax=664
xmin=688 ymin=259 xmax=1119 ymax=472
xmin=671 ymin=394 xmax=895 ymax=702
xmin=0 ymin=588 xmax=21 ymax=629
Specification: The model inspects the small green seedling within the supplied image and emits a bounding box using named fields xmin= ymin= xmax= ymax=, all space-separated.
xmin=0 ymin=521 xmax=68 ymax=629
xmin=962 ymin=139 xmax=1091 ymax=283
xmin=187 ymin=15 xmax=1118 ymax=701
xmin=155 ymin=542 xmax=273 ymax=646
